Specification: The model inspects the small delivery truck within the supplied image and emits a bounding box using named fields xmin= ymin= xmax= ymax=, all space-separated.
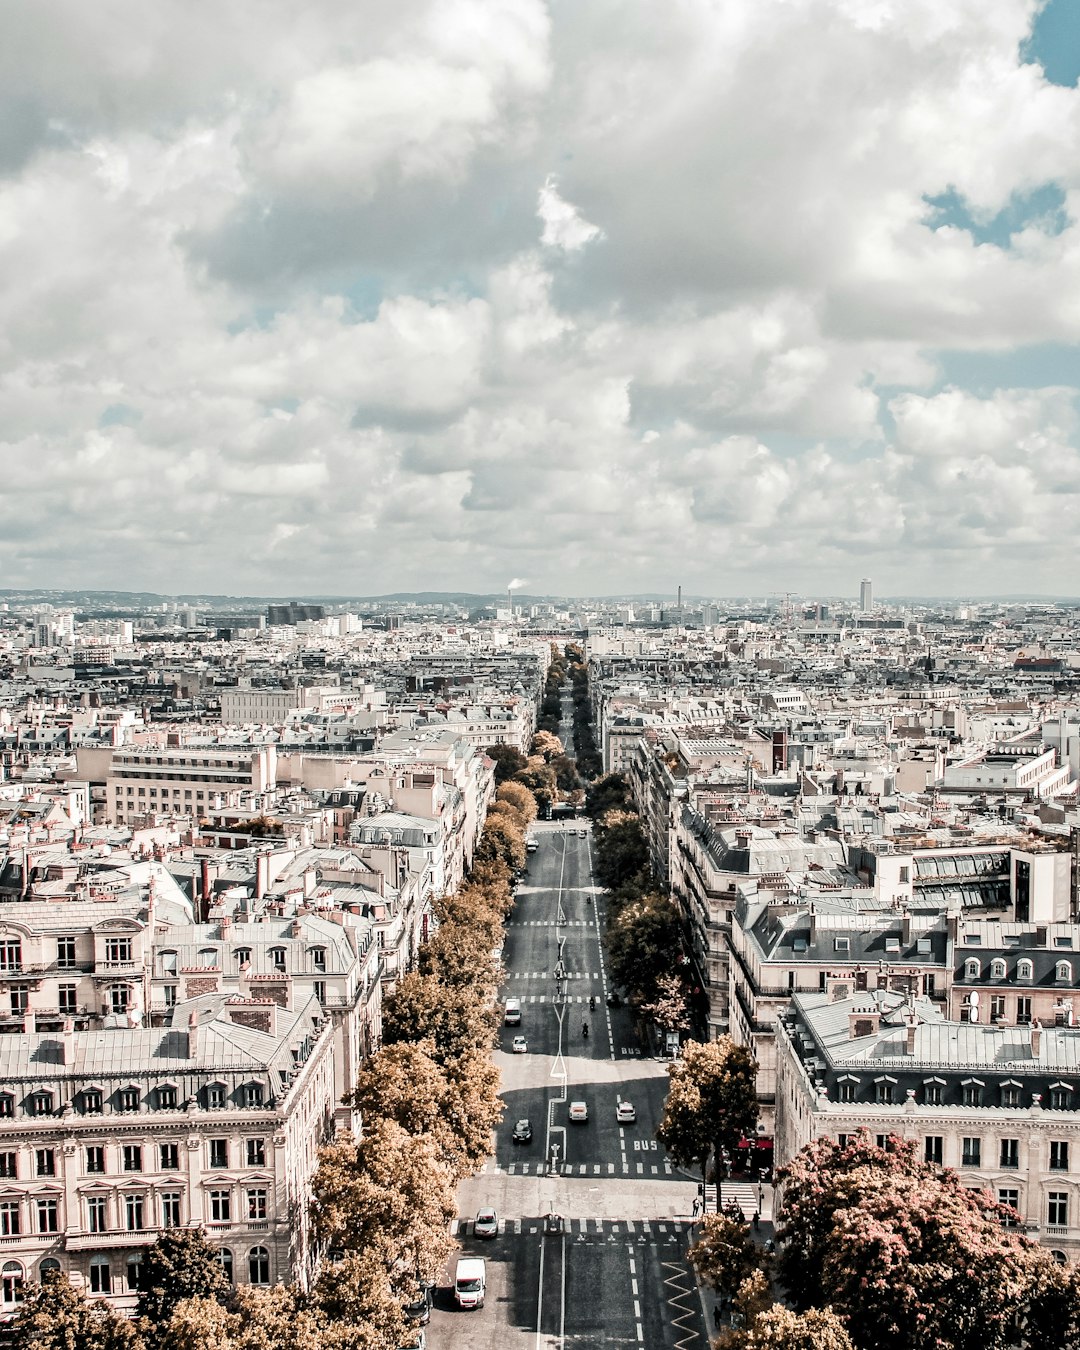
xmin=454 ymin=1256 xmax=486 ymax=1309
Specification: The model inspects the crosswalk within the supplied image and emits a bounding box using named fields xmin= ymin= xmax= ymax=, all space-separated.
xmin=453 ymin=1215 xmax=690 ymax=1240
xmin=479 ymin=1159 xmax=675 ymax=1177
xmin=505 ymin=971 xmax=602 ymax=981
xmin=506 ymin=920 xmax=596 ymax=928
xmin=699 ymin=1182 xmax=764 ymax=1216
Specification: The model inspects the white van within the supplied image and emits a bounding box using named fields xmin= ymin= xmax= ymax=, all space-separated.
xmin=503 ymin=999 xmax=521 ymax=1026
xmin=454 ymin=1257 xmax=486 ymax=1309
xmin=526 ymin=836 xmax=539 ymax=853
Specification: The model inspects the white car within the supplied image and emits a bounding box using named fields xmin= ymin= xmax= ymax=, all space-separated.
xmin=474 ymin=1208 xmax=499 ymax=1239
xmin=511 ymin=1035 xmax=528 ymax=1054
xmin=616 ymin=1100 xmax=637 ymax=1124
xmin=569 ymin=1100 xmax=588 ymax=1123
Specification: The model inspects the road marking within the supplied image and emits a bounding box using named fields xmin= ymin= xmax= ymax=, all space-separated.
xmin=608 ymin=1163 xmax=615 ymax=1173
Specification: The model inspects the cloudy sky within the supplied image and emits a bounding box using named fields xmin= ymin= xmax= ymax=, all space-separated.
xmin=2 ymin=0 xmax=1079 ymax=600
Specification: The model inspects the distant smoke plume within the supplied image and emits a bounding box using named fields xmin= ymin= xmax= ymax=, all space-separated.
xmin=507 ymin=578 xmax=528 ymax=591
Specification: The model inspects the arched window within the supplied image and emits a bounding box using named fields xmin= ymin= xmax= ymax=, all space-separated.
xmin=1 ymin=1261 xmax=23 ymax=1305
xmin=218 ymin=1248 xmax=234 ymax=1283
xmin=1017 ymin=959 xmax=1034 ymax=981
xmin=198 ymin=948 xmax=218 ymax=968
xmin=268 ymin=948 xmax=286 ymax=973
xmin=1053 ymin=1250 xmax=1069 ymax=1266
xmin=309 ymin=947 xmax=327 ymax=973
xmin=158 ymin=951 xmax=178 ymax=977
xmin=1057 ymin=962 xmax=1073 ymax=983
xmin=965 ymin=958 xmax=981 ymax=979
xmin=89 ymin=1256 xmax=111 ymax=1294
xmin=248 ymin=1246 xmax=269 ymax=1285
xmin=234 ymin=948 xmax=251 ymax=968
xmin=990 ymin=959 xmax=1006 ymax=980
xmin=38 ymin=1258 xmax=61 ymax=1280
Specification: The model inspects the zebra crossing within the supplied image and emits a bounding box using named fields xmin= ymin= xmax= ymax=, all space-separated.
xmin=506 ymin=919 xmax=595 ymax=928
xmin=452 ymin=1215 xmax=690 ymax=1240
xmin=699 ymin=1181 xmax=764 ymax=1216
xmin=478 ymin=1159 xmax=675 ymax=1178
xmin=505 ymin=971 xmax=602 ymax=982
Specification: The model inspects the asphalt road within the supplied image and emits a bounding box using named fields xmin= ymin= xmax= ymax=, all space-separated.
xmin=426 ymin=824 xmax=711 ymax=1350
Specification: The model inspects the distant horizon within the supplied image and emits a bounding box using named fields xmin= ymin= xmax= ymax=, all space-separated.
xmin=2 ymin=586 xmax=1079 ymax=608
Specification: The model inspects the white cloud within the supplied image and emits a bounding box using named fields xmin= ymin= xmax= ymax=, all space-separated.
xmin=0 ymin=0 xmax=1078 ymax=596
xmin=537 ymin=175 xmax=604 ymax=251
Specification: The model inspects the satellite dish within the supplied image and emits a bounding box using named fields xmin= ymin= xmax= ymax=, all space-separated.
xmin=969 ymin=991 xmax=980 ymax=1005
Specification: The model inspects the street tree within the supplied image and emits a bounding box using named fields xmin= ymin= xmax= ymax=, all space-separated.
xmin=380 ymin=971 xmax=498 ymax=1061
xmin=310 ymin=1120 xmax=456 ymax=1293
xmin=420 ymin=918 xmax=501 ymax=993
xmin=605 ymin=891 xmax=685 ymax=1006
xmin=642 ymin=972 xmax=692 ymax=1032
xmin=550 ymin=753 xmax=580 ymax=792
xmin=656 ymin=1037 xmax=759 ymax=1208
xmin=592 ymin=810 xmax=650 ymax=891
xmin=9 ymin=1272 xmax=141 ymax=1350
xmin=137 ymin=1227 xmax=231 ymax=1336
xmin=721 ymin=1306 xmax=855 ymax=1350
xmin=314 ymin=1253 xmax=411 ymax=1350
xmin=689 ymin=1213 xmax=765 ymax=1295
xmin=776 ymin=1131 xmax=1054 ymax=1350
xmin=515 ymin=760 xmax=558 ymax=811
xmin=530 ymin=730 xmax=564 ymax=760
xmin=585 ymin=773 xmax=633 ymax=818
xmin=432 ymin=884 xmax=504 ymax=953
xmin=484 ymin=743 xmax=528 ymax=783
xmin=474 ymin=814 xmax=526 ymax=872
xmin=496 ymin=780 xmax=538 ymax=823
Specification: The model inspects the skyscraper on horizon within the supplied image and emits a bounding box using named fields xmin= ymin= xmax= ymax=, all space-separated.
xmin=860 ymin=578 xmax=873 ymax=613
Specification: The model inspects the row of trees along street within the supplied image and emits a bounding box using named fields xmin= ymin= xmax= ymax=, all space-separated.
xmin=8 ymin=781 xmax=543 ymax=1350
xmin=686 ymin=1130 xmax=1080 ymax=1350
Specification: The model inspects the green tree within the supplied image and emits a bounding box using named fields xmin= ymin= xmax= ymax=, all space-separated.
xmin=420 ymin=917 xmax=501 ymax=993
xmin=605 ymin=891 xmax=684 ymax=1006
xmin=484 ymin=743 xmax=528 ymax=783
xmin=10 ymin=1272 xmax=141 ymax=1350
xmin=585 ymin=773 xmax=633 ymax=818
xmin=592 ymin=810 xmax=650 ymax=890
xmin=656 ymin=1037 xmax=759 ymax=1208
xmin=515 ymin=759 xmax=558 ymax=811
xmin=776 ymin=1131 xmax=1054 ymax=1350
xmin=137 ymin=1227 xmax=231 ymax=1336
xmin=550 ymin=753 xmax=580 ymax=792
xmin=689 ymin=1213 xmax=765 ymax=1295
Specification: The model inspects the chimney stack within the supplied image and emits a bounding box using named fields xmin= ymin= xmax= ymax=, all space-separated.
xmin=1031 ymin=1019 xmax=1042 ymax=1058
xmin=62 ymin=1018 xmax=75 ymax=1066
xmin=187 ymin=1011 xmax=200 ymax=1061
xmin=901 ymin=910 xmax=912 ymax=946
xmin=905 ymin=1018 xmax=917 ymax=1055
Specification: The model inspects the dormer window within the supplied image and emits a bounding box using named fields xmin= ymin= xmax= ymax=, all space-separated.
xmin=309 ymin=947 xmax=326 ymax=973
xmin=269 ymin=948 xmax=287 ymax=973
xmin=990 ymin=959 xmax=1007 ymax=980
xmin=243 ymin=1083 xmax=264 ymax=1109
xmin=234 ymin=948 xmax=251 ymax=968
xmin=118 ymin=1087 xmax=140 ymax=1113
xmin=965 ymin=959 xmax=981 ymax=980
xmin=1057 ymin=962 xmax=1073 ymax=984
xmin=834 ymin=937 xmax=850 ymax=953
xmin=197 ymin=948 xmax=218 ymax=968
xmin=158 ymin=951 xmax=178 ymax=977
xmin=1017 ymin=960 xmax=1034 ymax=981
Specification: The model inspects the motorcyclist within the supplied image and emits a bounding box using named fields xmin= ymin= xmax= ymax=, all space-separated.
xmin=582 ymin=1021 xmax=589 ymax=1038
xmin=589 ymin=995 xmax=596 ymax=1011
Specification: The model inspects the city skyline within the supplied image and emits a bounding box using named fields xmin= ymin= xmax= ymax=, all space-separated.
xmin=2 ymin=2 xmax=1080 ymax=599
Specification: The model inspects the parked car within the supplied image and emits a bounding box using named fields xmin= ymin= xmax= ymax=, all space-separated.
xmin=398 ymin=1330 xmax=425 ymax=1350
xmin=404 ymin=1287 xmax=432 ymax=1326
xmin=569 ymin=1100 xmax=588 ymax=1123
xmin=512 ymin=1117 xmax=533 ymax=1143
xmin=474 ymin=1208 xmax=499 ymax=1239
xmin=511 ymin=1035 xmax=528 ymax=1054
xmin=578 ymin=827 xmax=587 ymax=837
xmin=616 ymin=1100 xmax=637 ymax=1124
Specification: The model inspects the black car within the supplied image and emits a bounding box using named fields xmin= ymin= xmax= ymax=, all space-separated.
xmin=404 ymin=1285 xmax=433 ymax=1325
xmin=606 ymin=991 xmax=622 ymax=1008
xmin=512 ymin=1117 xmax=533 ymax=1143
